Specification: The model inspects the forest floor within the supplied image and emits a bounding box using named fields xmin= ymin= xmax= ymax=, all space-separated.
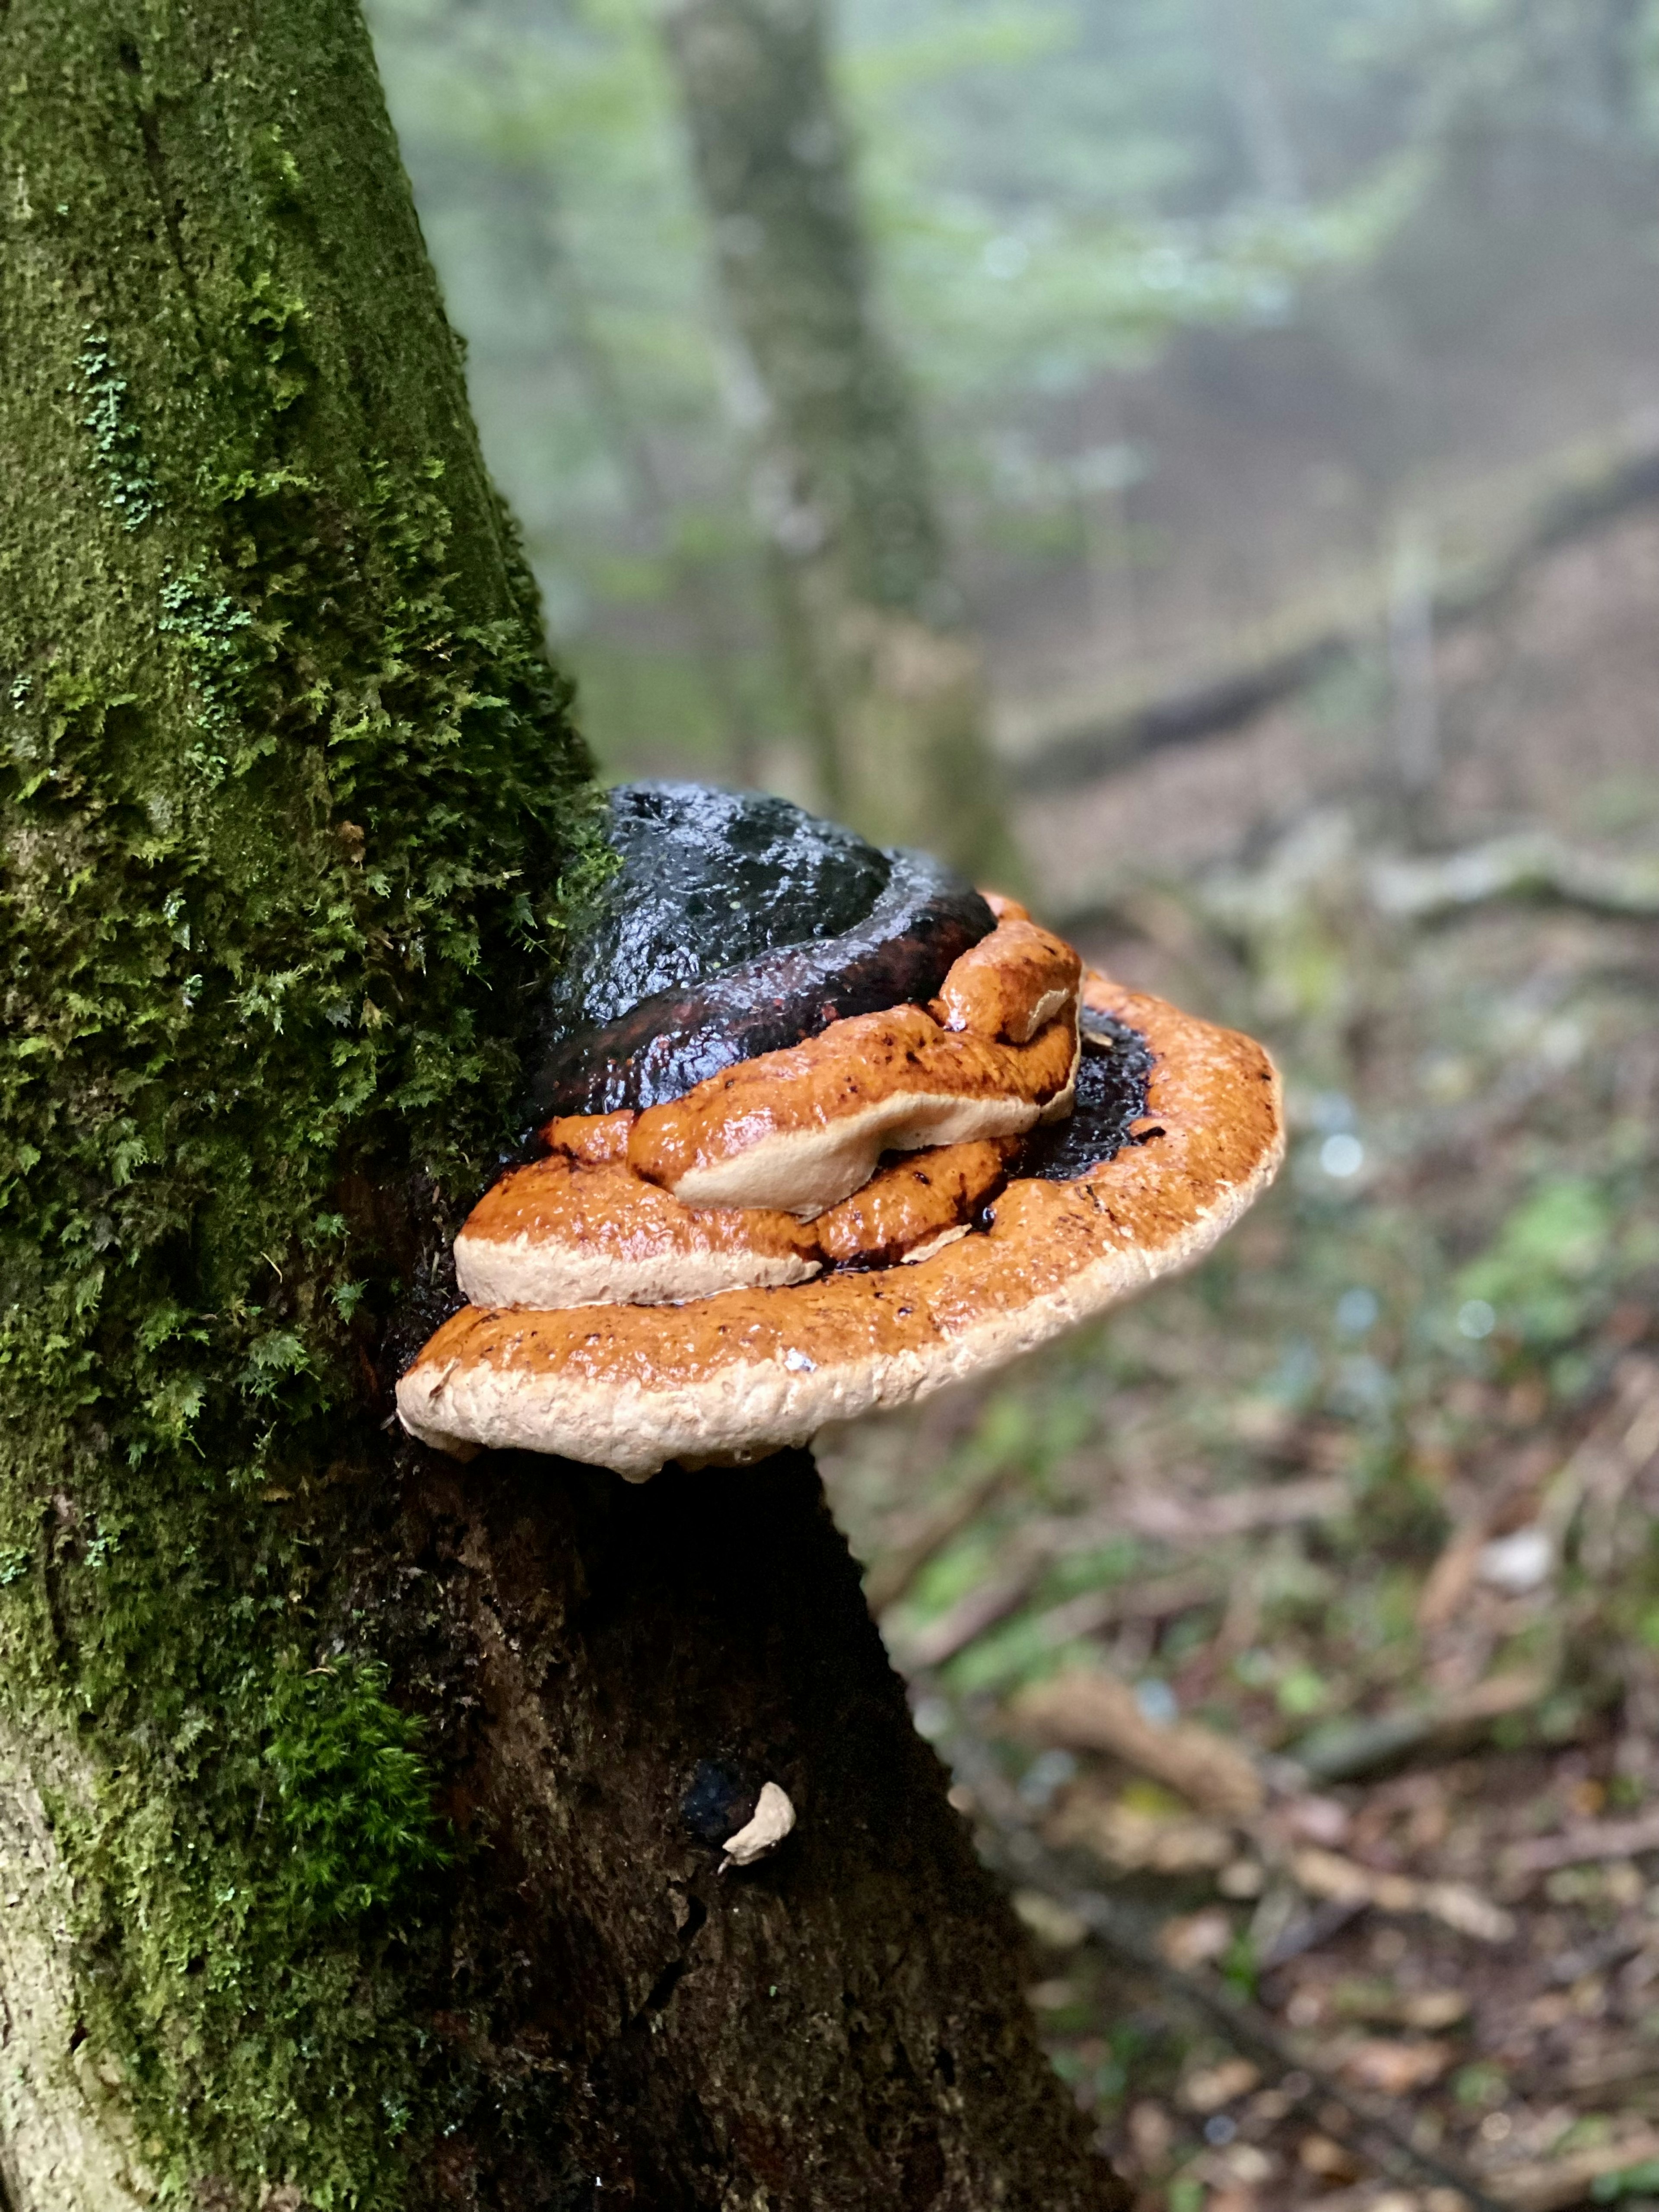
xmin=820 ymin=511 xmax=1659 ymax=2212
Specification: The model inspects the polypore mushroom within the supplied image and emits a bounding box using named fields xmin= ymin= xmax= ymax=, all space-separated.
xmin=626 ymin=1000 xmax=1078 ymax=1219
xmin=454 ymin=1153 xmax=825 ymax=1309
xmin=397 ymin=966 xmax=1282 ymax=1479
xmin=929 ymin=913 xmax=1081 ymax=1043
xmin=813 ymin=1136 xmax=1018 ymax=1268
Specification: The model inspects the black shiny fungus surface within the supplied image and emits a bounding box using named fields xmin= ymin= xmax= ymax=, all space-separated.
xmin=1018 ymin=1013 xmax=1156 ymax=1182
xmin=681 ymin=1760 xmax=758 ymax=1845
xmin=532 ymin=782 xmax=995 ymax=1118
xmin=546 ymin=783 xmax=891 ymax=1035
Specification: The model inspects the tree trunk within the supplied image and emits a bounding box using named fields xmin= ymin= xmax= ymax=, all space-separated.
xmin=660 ymin=0 xmax=1018 ymax=885
xmin=0 ymin=5 xmax=1124 ymax=2206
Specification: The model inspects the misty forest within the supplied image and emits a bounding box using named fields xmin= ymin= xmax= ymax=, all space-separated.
xmin=4 ymin=1 xmax=1659 ymax=2208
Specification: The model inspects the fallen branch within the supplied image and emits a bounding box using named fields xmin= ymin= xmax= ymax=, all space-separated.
xmin=1017 ymin=441 xmax=1659 ymax=794
xmin=1009 ymin=1665 xmax=1265 ymax=1818
xmin=1501 ymin=1808 xmax=1659 ymax=1882
xmin=1369 ymin=835 xmax=1659 ymax=923
xmin=1290 ymin=1668 xmax=1550 ymax=1784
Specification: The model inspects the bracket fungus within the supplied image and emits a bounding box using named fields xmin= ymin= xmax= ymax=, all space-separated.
xmin=398 ymin=784 xmax=1284 ymax=1480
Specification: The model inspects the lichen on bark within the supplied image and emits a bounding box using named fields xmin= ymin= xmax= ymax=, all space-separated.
xmin=0 ymin=2 xmax=600 ymax=2199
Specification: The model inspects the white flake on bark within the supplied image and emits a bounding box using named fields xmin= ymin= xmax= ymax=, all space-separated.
xmin=720 ymin=1780 xmax=796 ymax=1869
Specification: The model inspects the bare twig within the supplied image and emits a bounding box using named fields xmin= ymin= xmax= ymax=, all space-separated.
xmin=1113 ymin=1475 xmax=1347 ymax=1542
xmin=878 ymin=1473 xmax=1330 ymax=1666
xmin=1287 ymin=1844 xmax=1515 ymax=1944
xmin=862 ymin=1462 xmax=1012 ymax=1615
xmin=897 ymin=1566 xmax=1220 ymax=1672
xmin=900 ymin=1559 xmax=1043 ymax=1668
xmin=1034 ymin=1571 xmax=1220 ymax=1646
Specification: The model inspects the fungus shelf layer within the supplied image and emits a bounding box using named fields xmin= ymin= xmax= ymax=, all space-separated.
xmin=399 ymin=971 xmax=1283 ymax=1479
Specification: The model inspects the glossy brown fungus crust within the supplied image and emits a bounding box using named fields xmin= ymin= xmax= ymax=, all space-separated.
xmin=530 ymin=785 xmax=995 ymax=1119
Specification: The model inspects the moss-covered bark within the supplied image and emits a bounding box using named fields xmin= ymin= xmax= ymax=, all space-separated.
xmin=0 ymin=2 xmax=599 ymax=2197
xmin=0 ymin=6 xmax=1124 ymax=2206
xmin=661 ymin=0 xmax=1019 ymax=884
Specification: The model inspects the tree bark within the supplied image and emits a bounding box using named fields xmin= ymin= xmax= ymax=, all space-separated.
xmin=0 ymin=4 xmax=1124 ymax=2206
xmin=660 ymin=0 xmax=1018 ymax=884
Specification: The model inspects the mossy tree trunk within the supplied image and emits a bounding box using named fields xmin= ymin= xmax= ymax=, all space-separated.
xmin=0 ymin=4 xmax=1123 ymax=2206
xmin=661 ymin=0 xmax=1018 ymax=885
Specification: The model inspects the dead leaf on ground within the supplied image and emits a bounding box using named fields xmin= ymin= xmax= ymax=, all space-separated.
xmin=1339 ymin=2036 xmax=1456 ymax=2094
xmin=1399 ymin=1989 xmax=1472 ymax=2031
xmin=1298 ymin=2132 xmax=1364 ymax=2183
xmin=1126 ymin=2098 xmax=1174 ymax=2170
xmin=1011 ymin=1887 xmax=1088 ymax=1951
xmin=1181 ymin=2057 xmax=1261 ymax=2111
xmin=1046 ymin=1781 xmax=1235 ymax=1872
xmin=1158 ymin=1906 xmax=1235 ymax=1969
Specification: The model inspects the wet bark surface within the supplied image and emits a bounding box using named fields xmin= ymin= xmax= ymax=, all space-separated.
xmin=379 ymin=1444 xmax=1129 ymax=2211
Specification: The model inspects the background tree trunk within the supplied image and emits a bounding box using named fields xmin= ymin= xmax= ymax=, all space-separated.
xmin=660 ymin=0 xmax=1018 ymax=884
xmin=0 ymin=4 xmax=1124 ymax=2205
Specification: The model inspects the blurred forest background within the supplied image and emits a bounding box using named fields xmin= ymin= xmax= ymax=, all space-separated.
xmin=369 ymin=4 xmax=1659 ymax=2206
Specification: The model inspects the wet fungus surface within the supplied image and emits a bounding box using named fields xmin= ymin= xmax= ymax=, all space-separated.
xmin=400 ymin=786 xmax=1283 ymax=1476
xmin=532 ymin=783 xmax=995 ymax=1117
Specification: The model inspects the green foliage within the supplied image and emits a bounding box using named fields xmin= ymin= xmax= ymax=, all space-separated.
xmin=364 ymin=0 xmax=1656 ymax=777
xmin=1594 ymin=2158 xmax=1659 ymax=2201
xmin=1456 ymin=1174 xmax=1618 ymax=1348
xmin=367 ymin=0 xmax=1424 ymax=773
xmin=73 ymin=329 xmax=159 ymax=532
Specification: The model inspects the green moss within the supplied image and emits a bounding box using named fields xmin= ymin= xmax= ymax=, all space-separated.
xmin=0 ymin=3 xmax=613 ymax=2201
xmin=266 ymin=1657 xmax=452 ymax=1923
xmin=73 ymin=330 xmax=159 ymax=532
xmin=0 ymin=442 xmax=606 ymax=2200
